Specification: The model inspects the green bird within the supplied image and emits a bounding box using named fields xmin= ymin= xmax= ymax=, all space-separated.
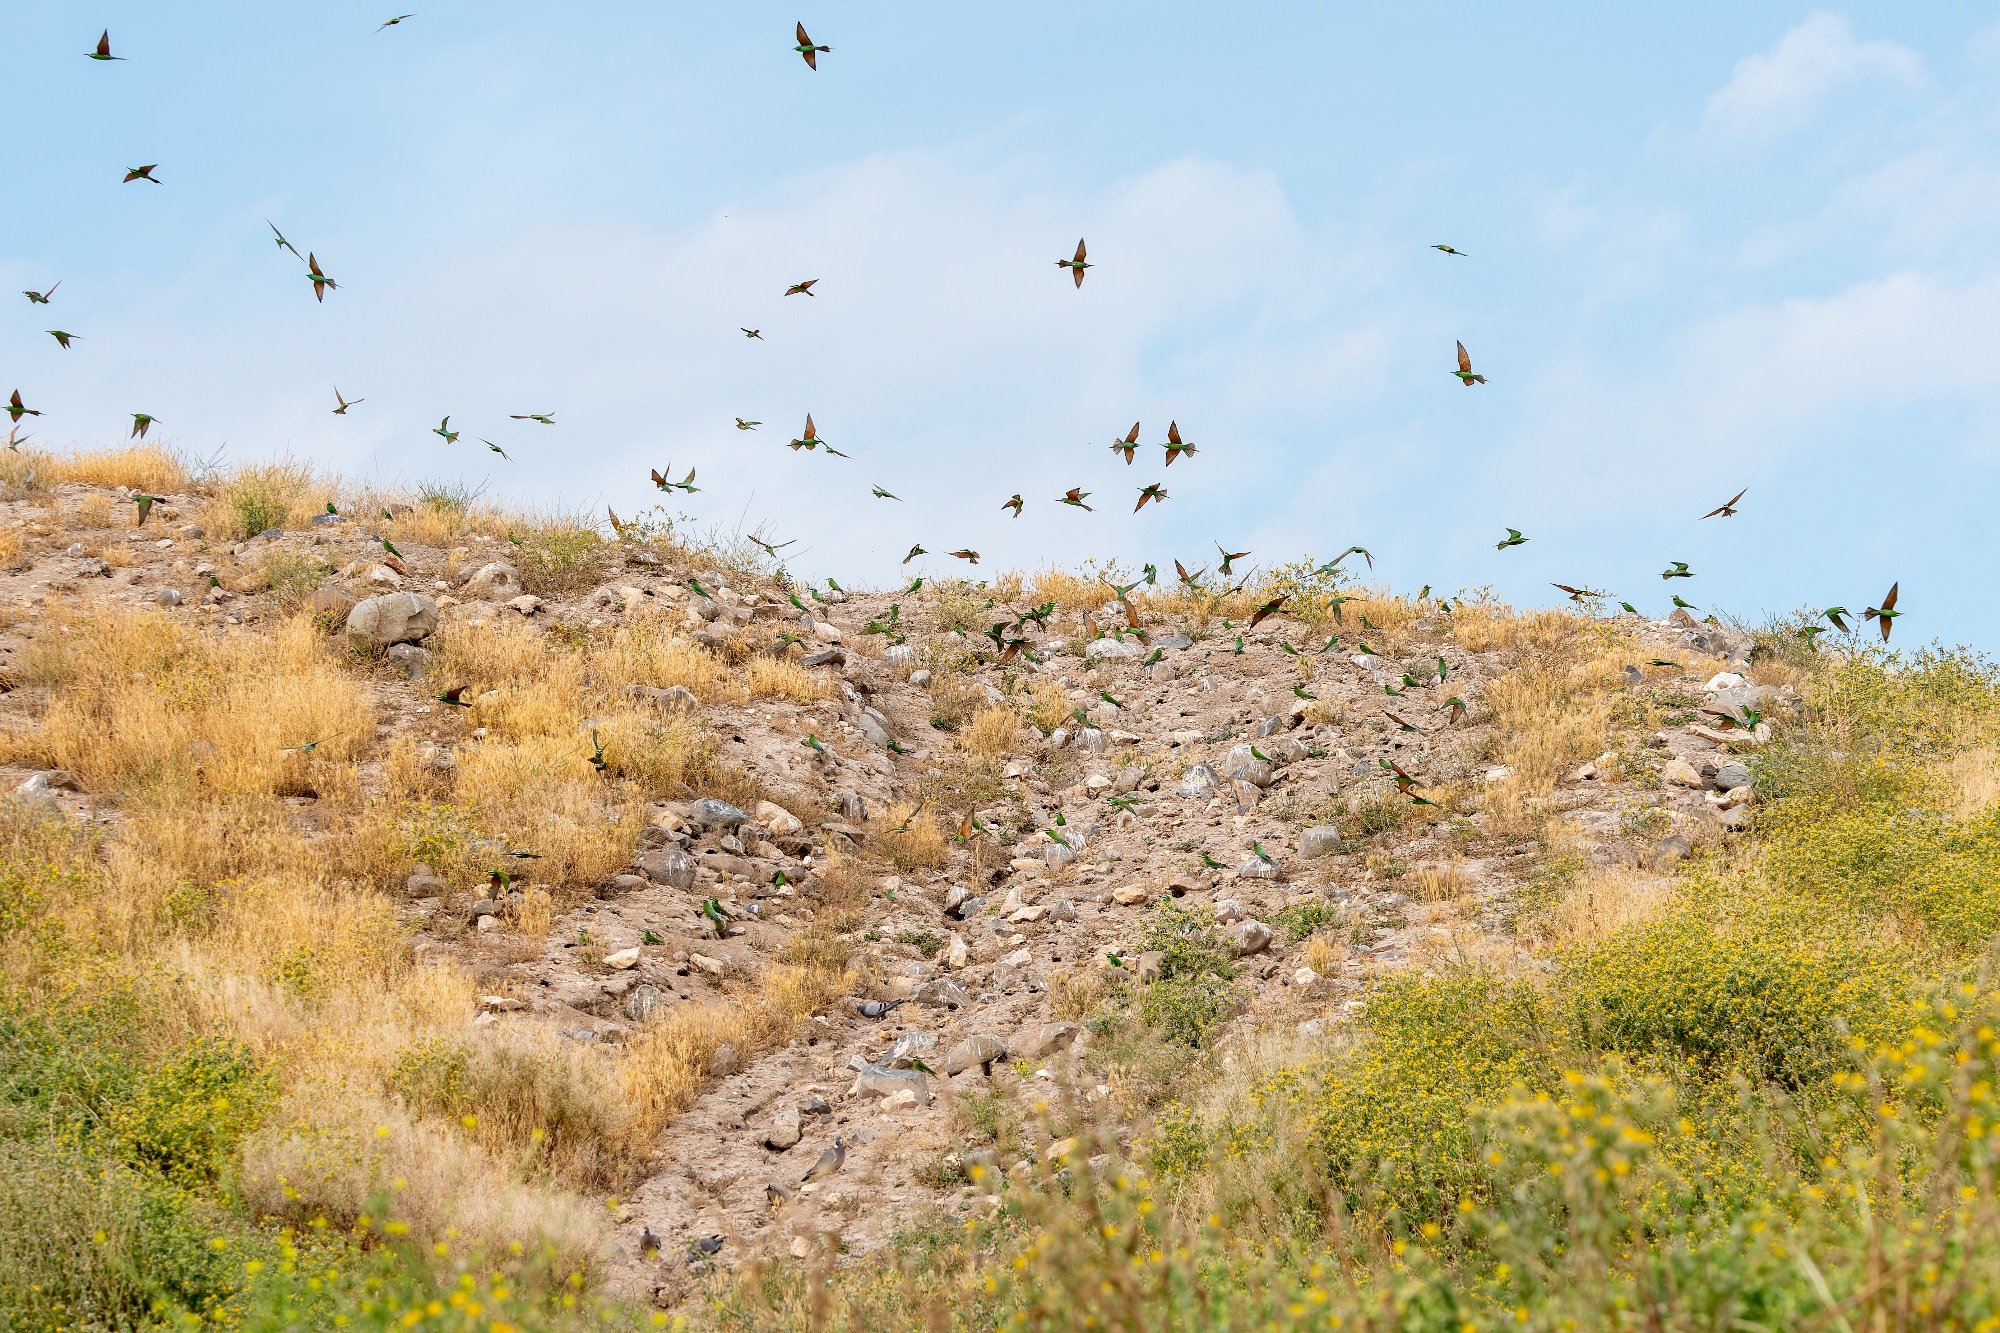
xmin=433 ymin=416 xmax=459 ymax=444
xmin=1320 ymin=635 xmax=1341 ymax=653
xmin=1200 ymin=853 xmax=1227 ymax=870
xmin=1452 ymin=340 xmax=1487 ymax=385
xmin=1044 ymin=826 xmax=1071 ymax=849
xmin=45 ymin=330 xmax=79 ymax=349
xmin=481 ymin=439 xmax=510 ymax=460
xmin=1249 ymin=746 xmax=1272 ymax=763
xmin=788 ymin=592 xmax=809 ymax=612
xmin=792 ymin=21 xmax=830 ymax=68
xmin=1431 ymin=243 xmax=1467 ymax=257
xmin=23 ymin=281 xmax=59 ymax=304
xmin=1496 ymin=527 xmax=1527 ymax=550
xmin=1279 ymin=641 xmax=1300 ymax=656
xmin=434 ymin=686 xmax=473 ymax=707
xmin=1292 ymin=683 xmax=1317 ymax=701
xmin=1619 ymin=601 xmax=1640 ymax=615
xmin=1251 ymin=841 xmax=1276 ymax=865
xmin=1435 ymin=657 xmax=1449 ymax=682
xmin=643 ymin=929 xmax=663 ymax=945
xmin=510 ymin=412 xmax=555 ymax=425
xmin=382 ymin=538 xmax=402 ymax=558
xmin=649 ymin=465 xmax=697 ymax=493
xmin=688 ymin=577 xmax=711 ymax=599
xmin=266 ymin=220 xmax=301 ymax=260
xmin=702 ymin=897 xmax=731 ymax=936
xmin=89 ymin=30 xmax=125 ymax=61
xmin=750 ymin=535 xmax=795 ymax=559
xmin=735 ymin=417 xmax=760 ymax=431
xmin=1384 ymin=681 xmax=1406 ymax=697
xmin=1864 ymin=583 xmax=1901 ymax=641
xmin=1161 ymin=421 xmax=1196 ymax=465
xmin=887 ymin=739 xmax=910 ymax=755
xmin=1822 ymin=607 xmax=1851 ymax=633
xmin=1233 ymin=635 xmax=1244 ymax=654
xmin=903 ymin=544 xmax=926 ymax=564
xmin=1646 ymin=658 xmax=1682 ymax=669
xmin=334 ymin=387 xmax=363 ymax=415
xmin=1100 ymin=691 xmax=1125 ymax=709
xmin=1106 ymin=952 xmax=1124 ymax=968
xmin=1106 ymin=793 xmax=1145 ymax=811
xmin=123 ymin=164 xmax=160 ymax=184
xmin=904 ymin=578 xmax=924 ymax=595
xmin=1356 ymin=641 xmax=1378 ymax=656
xmin=785 ymin=278 xmax=819 ymax=296
xmin=1444 ymin=696 xmax=1468 ymax=725
xmin=129 ymin=412 xmax=158 ymax=440
xmin=588 ymin=730 xmax=608 ymax=775
xmin=1003 ymin=493 xmax=1024 ymax=517
xmin=1144 ymin=647 xmax=1163 ymax=665
xmin=803 ymin=734 xmax=826 ymax=753
xmin=378 ymin=14 xmax=415 ymax=31
xmin=1670 ymin=595 xmax=1698 ymax=611
xmin=1057 ymin=237 xmax=1091 ymax=287
xmin=306 ymin=253 xmax=336 ymax=301
xmin=1057 ymin=487 xmax=1093 ymax=511
xmin=827 ymin=578 xmax=844 ymax=593
xmin=1661 ymin=561 xmax=1692 ymax=580
xmin=282 ymin=738 xmax=324 ymax=753
xmin=130 ymin=492 xmax=162 ymax=525
xmin=1134 ymin=482 xmax=1168 ymax=512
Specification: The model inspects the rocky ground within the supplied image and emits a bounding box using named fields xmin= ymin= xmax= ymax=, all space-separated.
xmin=0 ymin=478 xmax=1789 ymax=1305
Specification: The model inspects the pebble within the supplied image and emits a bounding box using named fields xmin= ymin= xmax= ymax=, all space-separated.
xmin=604 ymin=947 xmax=641 ymax=970
xmin=1230 ymin=920 xmax=1274 ymax=956
xmin=690 ymin=798 xmax=749 ymax=829
xmin=1299 ymin=826 xmax=1341 ymax=859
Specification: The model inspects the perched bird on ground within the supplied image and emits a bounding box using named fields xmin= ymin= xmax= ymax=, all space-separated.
xmin=1058 ymin=488 xmax=1093 ymax=511
xmin=130 ymin=413 xmax=158 ymax=440
xmin=378 ymin=14 xmax=415 ymax=31
xmin=793 ymin=22 xmax=830 ymax=68
xmin=1864 ymin=583 xmax=1900 ymax=641
xmin=856 ymin=999 xmax=905 ymax=1019
xmin=433 ymin=417 xmax=459 ymax=444
xmin=1451 ymin=340 xmax=1486 ymax=385
xmin=638 ymin=1226 xmax=660 ymax=1259
xmin=45 ymin=331 xmax=78 ymax=349
xmin=1495 ymin=528 xmax=1527 ymax=550
xmin=801 ymin=1137 xmax=846 ymax=1184
xmin=1445 ymin=696 xmax=1468 ymax=725
xmin=1134 ymin=483 xmax=1167 ymax=512
xmin=1701 ymin=488 xmax=1746 ymax=519
xmin=6 ymin=391 xmax=42 ymax=423
xmin=1057 ymin=238 xmax=1091 ymax=288
xmin=510 ymin=412 xmax=555 ymax=425
xmin=434 ymin=686 xmax=473 ymax=707
xmin=588 ymin=730 xmax=608 ymax=775
xmin=735 ymin=418 xmax=760 ymax=430
xmin=785 ymin=278 xmax=819 ymax=296
xmin=688 ymin=1235 xmax=725 ymax=1263
xmin=123 ymin=164 xmax=160 ymax=184
xmin=1162 ymin=421 xmax=1196 ymax=465
xmin=332 ymin=386 xmax=362 ymax=415
xmin=1002 ymin=494 xmax=1024 ymax=517
xmin=1431 ymin=243 xmax=1467 ymax=256
xmin=23 ymin=281 xmax=59 ymax=304
xmin=130 ymin=492 xmax=162 ymax=525
xmin=1108 ymin=422 xmax=1140 ymax=463
xmin=306 ymin=253 xmax=336 ymax=302
xmin=88 ymin=30 xmax=125 ymax=60
xmin=741 ymin=328 xmax=763 ymax=339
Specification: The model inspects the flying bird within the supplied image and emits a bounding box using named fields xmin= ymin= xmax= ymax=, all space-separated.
xmin=510 ymin=412 xmax=555 ymax=425
xmin=45 ymin=330 xmax=79 ymax=350
xmin=1662 ymin=562 xmax=1692 ymax=580
xmin=1057 ymin=488 xmax=1093 ymax=511
xmin=378 ymin=14 xmax=415 ymax=30
xmin=431 ymin=417 xmax=461 ymax=444
xmin=1057 ymin=238 xmax=1091 ymax=288
xmin=1175 ymin=559 xmax=1205 ymax=585
xmin=1002 ymin=494 xmax=1024 ymax=517
xmin=1249 ymin=595 xmax=1287 ymax=628
xmin=741 ymin=328 xmax=763 ymax=339
xmin=651 ymin=466 xmax=697 ymax=493
xmin=306 ymin=253 xmax=336 ymax=302
xmin=1552 ymin=584 xmax=1603 ymax=603
xmin=949 ymin=549 xmax=979 ymax=564
xmin=481 ymin=439 xmax=510 ymax=460
xmin=1864 ymin=583 xmax=1900 ymax=641
xmin=871 ymin=485 xmax=900 ymax=500
xmin=23 ymin=282 xmax=59 ymax=305
xmin=789 ymin=415 xmax=823 ymax=450
xmin=129 ymin=413 xmax=158 ymax=440
xmin=1216 ymin=545 xmax=1249 ymax=575
xmin=793 ymin=22 xmax=830 ymax=69
xmin=88 ymin=30 xmax=125 ymax=61
xmin=130 ymin=492 xmax=162 ymax=525
xmin=1701 ymin=489 xmax=1746 ymax=520
xmin=1431 ymin=243 xmax=1466 ymax=256
xmin=1496 ymin=528 xmax=1527 ymax=550
xmin=1452 ymin=341 xmax=1486 ymax=385
xmin=6 ymin=391 xmax=41 ymax=423
xmin=332 ymin=387 xmax=362 ymax=415
xmin=1134 ymin=483 xmax=1167 ymax=512
xmin=1162 ymin=421 xmax=1196 ymax=465
xmin=123 ymin=165 xmax=160 ymax=184
xmin=735 ymin=418 xmax=760 ymax=430
xmin=1109 ymin=421 xmax=1140 ymax=463
xmin=785 ymin=278 xmax=818 ymax=297
xmin=266 ymin=220 xmax=301 ymax=259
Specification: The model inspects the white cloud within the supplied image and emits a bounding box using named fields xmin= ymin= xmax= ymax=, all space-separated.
xmin=1698 ymin=12 xmax=1924 ymax=150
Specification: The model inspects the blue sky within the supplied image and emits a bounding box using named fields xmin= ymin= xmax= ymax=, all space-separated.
xmin=4 ymin=5 xmax=1997 ymax=644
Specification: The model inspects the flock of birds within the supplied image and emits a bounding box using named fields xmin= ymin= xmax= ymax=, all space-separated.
xmin=4 ymin=20 xmax=1904 ymax=648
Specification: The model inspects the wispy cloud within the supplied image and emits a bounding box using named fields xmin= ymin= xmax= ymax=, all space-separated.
xmin=1696 ymin=12 xmax=1925 ymax=150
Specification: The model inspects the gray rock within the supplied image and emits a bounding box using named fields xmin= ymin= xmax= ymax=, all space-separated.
xmin=385 ymin=643 xmax=429 ymax=678
xmin=1644 ymin=835 xmax=1693 ymax=870
xmin=466 ymin=898 xmax=501 ymax=922
xmin=1222 ymin=743 xmax=1276 ymax=787
xmin=853 ymin=1061 xmax=933 ymax=1104
xmin=1016 ymin=1023 xmax=1079 ymax=1060
xmin=942 ymin=1033 xmax=1008 ymax=1075
xmin=310 ymin=512 xmax=345 ymax=527
xmin=689 ymin=798 xmax=748 ymax=829
xmin=1043 ymin=841 xmax=1078 ymax=867
xmin=310 ymin=586 xmax=357 ymax=623
xmin=801 ymin=648 xmax=844 ymax=668
xmin=950 ymin=895 xmax=985 ymax=921
xmin=1236 ymin=859 xmax=1280 ymax=880
xmin=1085 ymin=637 xmax=1140 ymax=661
xmin=1711 ymin=762 xmax=1753 ymax=792
xmin=635 ymin=848 xmax=699 ymax=889
xmin=1074 ymin=727 xmax=1108 ymax=756
xmin=764 ymin=1103 xmax=802 ymax=1151
xmin=1719 ymin=806 xmax=1754 ymax=833
xmin=1230 ymin=920 xmax=1274 ymax=956
xmin=624 ymin=984 xmax=667 ymax=1023
xmin=884 ymin=644 xmax=917 ymax=665
xmin=346 ymin=591 xmax=439 ymax=649
xmin=1177 ymin=764 xmax=1220 ymax=799
xmin=916 ymin=978 xmax=971 ymax=1010
xmin=1154 ymin=633 xmax=1194 ymax=651
xmin=857 ymin=714 xmax=893 ymax=748
xmin=153 ymin=587 xmax=184 ymax=606
xmin=11 ymin=772 xmax=60 ymax=808
xmin=709 ymin=1042 xmax=741 ymax=1076
xmin=462 ymin=561 xmax=524 ymax=601
xmin=887 ymin=1030 xmax=938 ymax=1067
xmin=1299 ymin=826 xmax=1342 ymax=859
xmin=837 ymin=793 xmax=867 ymax=823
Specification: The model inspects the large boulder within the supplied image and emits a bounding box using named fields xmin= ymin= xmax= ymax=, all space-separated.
xmin=346 ymin=592 xmax=438 ymax=649
xmin=462 ymin=561 xmax=524 ymax=602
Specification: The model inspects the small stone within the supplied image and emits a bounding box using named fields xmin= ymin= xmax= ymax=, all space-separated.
xmin=1236 ymin=859 xmax=1280 ymax=881
xmin=764 ymin=1104 xmax=803 ymax=1151
xmin=462 ymin=562 xmax=524 ymax=601
xmin=857 ymin=714 xmax=893 ymax=748
xmin=1230 ymin=920 xmax=1274 ymax=956
xmin=478 ymin=995 xmax=524 ymax=1013
xmin=790 ymin=1235 xmax=812 ymax=1259
xmin=385 ymin=643 xmax=429 ymax=678
xmin=690 ymin=953 xmax=726 ymax=976
xmin=1644 ymin=834 xmax=1694 ymax=870
xmin=346 ymin=591 xmax=438 ymax=649
xmin=1222 ymin=744 xmax=1275 ymax=787
xmin=1299 ymin=826 xmax=1342 ymax=859
xmin=1016 ymin=1023 xmax=1079 ymax=1059
xmin=625 ymin=985 xmax=667 ymax=1023
xmin=153 ymin=587 xmax=184 ymax=606
xmin=945 ymin=933 xmax=969 ymax=969
xmin=1711 ymin=762 xmax=1753 ymax=792
xmin=604 ymin=947 xmax=641 ymax=970
xmin=710 ymin=1042 xmax=741 ymax=1076
xmin=1176 ymin=764 xmax=1220 ymax=799
xmin=1085 ymin=637 xmax=1139 ymax=661
xmin=1112 ymin=884 xmax=1150 ymax=906
xmin=1293 ymin=967 xmax=1319 ymax=987
xmin=1009 ymin=904 xmax=1047 ymax=923
xmin=998 ymin=947 xmax=1033 ymax=970
xmin=887 ymin=1030 xmax=938 ymax=1067
xmin=917 ymin=978 xmax=971 ymax=1009
xmin=505 ymin=594 xmax=543 ymax=616
xmin=1662 ymin=758 xmax=1706 ymax=789
xmin=1718 ymin=805 xmax=1754 ymax=833
xmin=853 ymin=1061 xmax=932 ymax=1104
xmin=755 ymin=801 xmax=803 ymax=836
xmin=1134 ymin=951 xmax=1165 ymax=983
xmin=475 ymin=914 xmax=500 ymax=933
xmin=690 ymin=798 xmax=749 ymax=829
xmin=942 ymin=1033 xmax=1008 ymax=1075
xmin=636 ymin=848 xmax=698 ymax=889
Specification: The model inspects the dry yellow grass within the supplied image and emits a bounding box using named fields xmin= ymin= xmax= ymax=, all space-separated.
xmin=200 ymin=458 xmax=327 ymax=540
xmin=46 ymin=444 xmax=192 ymax=494
xmin=1025 ymin=676 xmax=1077 ymax=733
xmin=0 ymin=523 xmax=28 ymax=573
xmin=1410 ymin=859 xmax=1473 ymax=904
xmin=1947 ymin=746 xmax=2000 ymax=819
xmin=961 ymin=704 xmax=1021 ymax=759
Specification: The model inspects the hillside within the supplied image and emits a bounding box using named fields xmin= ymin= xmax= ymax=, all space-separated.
xmin=4 ymin=445 xmax=1999 ymax=1331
